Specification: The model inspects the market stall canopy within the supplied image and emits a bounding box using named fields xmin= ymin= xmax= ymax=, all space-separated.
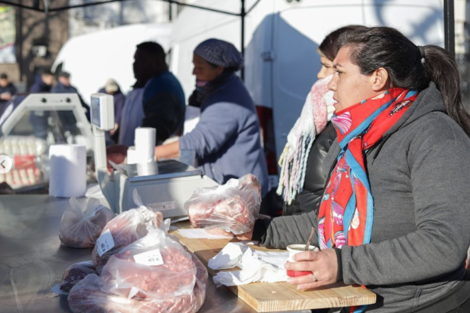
xmin=0 ymin=0 xmax=257 ymax=15
xmin=0 ymin=0 xmax=455 ymax=57
xmin=0 ymin=0 xmax=261 ymax=78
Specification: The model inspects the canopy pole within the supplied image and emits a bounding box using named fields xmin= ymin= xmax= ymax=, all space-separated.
xmin=241 ymin=0 xmax=246 ymax=80
xmin=444 ymin=0 xmax=455 ymax=56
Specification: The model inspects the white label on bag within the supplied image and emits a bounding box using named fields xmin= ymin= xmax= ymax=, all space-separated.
xmin=133 ymin=249 xmax=164 ymax=266
xmin=96 ymin=229 xmax=115 ymax=257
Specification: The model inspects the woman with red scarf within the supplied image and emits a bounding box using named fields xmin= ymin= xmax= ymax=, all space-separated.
xmin=285 ymin=26 xmax=470 ymax=312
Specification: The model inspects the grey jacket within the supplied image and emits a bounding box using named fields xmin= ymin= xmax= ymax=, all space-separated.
xmin=259 ymin=84 xmax=470 ymax=312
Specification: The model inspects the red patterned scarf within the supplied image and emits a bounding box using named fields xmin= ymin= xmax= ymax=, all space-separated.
xmin=318 ymin=88 xmax=417 ymax=250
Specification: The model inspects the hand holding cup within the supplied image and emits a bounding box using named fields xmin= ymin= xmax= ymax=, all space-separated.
xmin=285 ymin=244 xmax=319 ymax=277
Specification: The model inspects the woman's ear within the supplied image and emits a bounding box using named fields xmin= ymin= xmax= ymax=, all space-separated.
xmin=216 ymin=66 xmax=225 ymax=76
xmin=371 ymin=67 xmax=390 ymax=91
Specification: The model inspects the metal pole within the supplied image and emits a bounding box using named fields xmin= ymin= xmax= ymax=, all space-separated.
xmin=444 ymin=0 xmax=455 ymax=56
xmin=168 ymin=1 xmax=172 ymax=21
xmin=18 ymin=0 xmax=23 ymax=81
xmin=119 ymin=1 xmax=124 ymax=25
xmin=241 ymin=0 xmax=245 ymax=80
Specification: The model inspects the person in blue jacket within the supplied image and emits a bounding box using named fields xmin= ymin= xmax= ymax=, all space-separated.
xmin=154 ymin=38 xmax=269 ymax=197
xmin=0 ymin=73 xmax=17 ymax=109
xmin=30 ymin=69 xmax=54 ymax=93
xmin=29 ymin=68 xmax=55 ymax=139
xmin=134 ymin=41 xmax=186 ymax=144
xmin=51 ymin=71 xmax=87 ymax=107
xmin=51 ymin=71 xmax=89 ymax=134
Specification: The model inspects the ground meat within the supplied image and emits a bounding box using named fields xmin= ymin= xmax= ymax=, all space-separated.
xmin=60 ymin=261 xmax=97 ymax=292
xmin=68 ymin=274 xmax=134 ymax=313
xmin=59 ymin=203 xmax=115 ymax=248
xmin=68 ymin=245 xmax=208 ymax=313
xmin=91 ymin=207 xmax=160 ymax=273
xmin=188 ymin=196 xmax=253 ymax=234
xmin=100 ymin=230 xmax=196 ymax=300
xmin=185 ymin=174 xmax=262 ymax=234
xmin=137 ymin=253 xmax=208 ymax=313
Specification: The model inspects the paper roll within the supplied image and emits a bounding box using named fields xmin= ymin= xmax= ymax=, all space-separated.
xmin=134 ymin=127 xmax=156 ymax=163
xmin=127 ymin=146 xmax=137 ymax=164
xmin=49 ymin=144 xmax=86 ymax=197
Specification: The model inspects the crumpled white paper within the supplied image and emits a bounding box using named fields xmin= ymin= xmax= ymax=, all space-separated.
xmin=208 ymin=242 xmax=289 ymax=286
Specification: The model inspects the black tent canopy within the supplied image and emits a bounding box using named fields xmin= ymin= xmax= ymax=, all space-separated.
xmin=0 ymin=0 xmax=455 ymax=57
xmin=0 ymin=0 xmax=262 ymax=66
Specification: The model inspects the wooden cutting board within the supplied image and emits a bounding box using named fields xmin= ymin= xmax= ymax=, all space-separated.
xmin=171 ymin=223 xmax=376 ymax=312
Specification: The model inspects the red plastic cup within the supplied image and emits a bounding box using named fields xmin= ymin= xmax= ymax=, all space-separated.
xmin=286 ymin=262 xmax=312 ymax=277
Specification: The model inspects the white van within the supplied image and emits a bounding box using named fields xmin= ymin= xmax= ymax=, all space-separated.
xmin=169 ymin=0 xmax=445 ymax=186
xmin=52 ymin=23 xmax=172 ymax=104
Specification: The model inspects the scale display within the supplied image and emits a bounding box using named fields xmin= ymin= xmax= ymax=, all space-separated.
xmin=90 ymin=93 xmax=114 ymax=131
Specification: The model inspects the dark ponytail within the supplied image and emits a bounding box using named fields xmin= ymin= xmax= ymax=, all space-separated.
xmin=341 ymin=26 xmax=470 ymax=136
xmin=421 ymin=45 xmax=470 ymax=135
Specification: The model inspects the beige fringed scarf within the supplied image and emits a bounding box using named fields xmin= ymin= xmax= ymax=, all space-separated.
xmin=277 ymin=75 xmax=336 ymax=204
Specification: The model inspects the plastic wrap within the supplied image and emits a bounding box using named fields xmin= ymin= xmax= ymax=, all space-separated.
xmin=68 ymin=274 xmax=135 ymax=313
xmin=238 ymin=173 xmax=262 ymax=208
xmin=138 ymin=252 xmax=208 ymax=313
xmin=101 ymin=228 xmax=196 ymax=299
xmin=59 ymin=197 xmax=115 ymax=248
xmin=60 ymin=261 xmax=97 ymax=292
xmin=68 ymin=236 xmax=208 ymax=313
xmin=91 ymin=191 xmax=163 ymax=273
xmin=185 ymin=173 xmax=262 ymax=234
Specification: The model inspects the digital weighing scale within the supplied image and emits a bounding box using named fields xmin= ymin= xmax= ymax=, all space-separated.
xmin=90 ymin=93 xmax=218 ymax=218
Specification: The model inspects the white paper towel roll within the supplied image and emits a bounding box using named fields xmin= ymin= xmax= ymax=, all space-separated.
xmin=49 ymin=144 xmax=86 ymax=197
xmin=127 ymin=146 xmax=137 ymax=164
xmin=134 ymin=127 xmax=156 ymax=162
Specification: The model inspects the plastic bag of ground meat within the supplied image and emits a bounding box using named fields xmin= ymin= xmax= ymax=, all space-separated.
xmin=237 ymin=173 xmax=262 ymax=209
xmin=59 ymin=197 xmax=115 ymax=248
xmin=92 ymin=191 xmax=164 ymax=273
xmin=138 ymin=252 xmax=208 ymax=313
xmin=68 ymin=239 xmax=208 ymax=313
xmin=60 ymin=261 xmax=97 ymax=293
xmin=100 ymin=228 xmax=196 ymax=300
xmin=184 ymin=173 xmax=262 ymax=235
xmin=68 ymin=273 xmax=136 ymax=313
